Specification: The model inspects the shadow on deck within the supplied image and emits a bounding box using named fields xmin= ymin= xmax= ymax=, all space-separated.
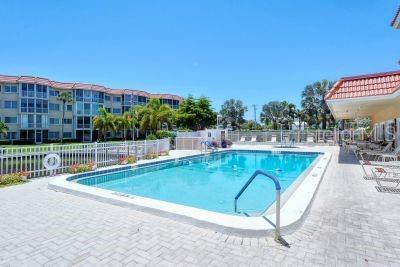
xmin=337 ymin=146 xmax=359 ymax=165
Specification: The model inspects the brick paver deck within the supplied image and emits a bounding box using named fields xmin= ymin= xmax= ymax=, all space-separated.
xmin=1 ymin=146 xmax=400 ymax=266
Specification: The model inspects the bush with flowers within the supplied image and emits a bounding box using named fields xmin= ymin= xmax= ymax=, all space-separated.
xmin=0 ymin=171 xmax=29 ymax=186
xmin=144 ymin=153 xmax=158 ymax=160
xmin=68 ymin=162 xmax=95 ymax=174
xmin=159 ymin=151 xmax=169 ymax=156
xmin=119 ymin=155 xmax=137 ymax=165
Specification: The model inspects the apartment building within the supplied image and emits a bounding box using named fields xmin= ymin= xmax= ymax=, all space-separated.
xmin=0 ymin=75 xmax=182 ymax=143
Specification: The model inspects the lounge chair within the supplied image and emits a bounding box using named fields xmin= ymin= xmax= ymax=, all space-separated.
xmin=364 ymin=167 xmax=400 ymax=188
xmin=373 ymin=146 xmax=400 ymax=162
xmin=359 ymin=142 xmax=394 ymax=160
xmin=361 ymin=160 xmax=400 ymax=168
xmin=240 ymin=136 xmax=246 ymax=142
xmin=270 ymin=135 xmax=277 ymax=143
xmin=250 ymin=136 xmax=257 ymax=142
xmin=306 ymin=136 xmax=314 ymax=143
xmin=357 ymin=141 xmax=392 ymax=154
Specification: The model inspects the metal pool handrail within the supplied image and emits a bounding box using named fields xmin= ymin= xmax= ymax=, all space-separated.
xmin=234 ymin=169 xmax=283 ymax=242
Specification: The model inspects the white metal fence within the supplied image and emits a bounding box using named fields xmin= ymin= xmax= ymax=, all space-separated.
xmin=0 ymin=139 xmax=170 ymax=178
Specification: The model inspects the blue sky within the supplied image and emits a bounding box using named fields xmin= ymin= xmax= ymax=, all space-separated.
xmin=0 ymin=0 xmax=399 ymax=119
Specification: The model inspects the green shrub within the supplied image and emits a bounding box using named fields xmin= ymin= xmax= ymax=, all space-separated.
xmin=145 ymin=134 xmax=157 ymax=140
xmin=143 ymin=153 xmax=158 ymax=160
xmin=0 ymin=141 xmax=11 ymax=146
xmin=0 ymin=171 xmax=28 ymax=186
xmin=69 ymin=162 xmax=95 ymax=174
xmin=126 ymin=155 xmax=137 ymax=164
xmin=156 ymin=131 xmax=175 ymax=139
xmin=12 ymin=140 xmax=35 ymax=145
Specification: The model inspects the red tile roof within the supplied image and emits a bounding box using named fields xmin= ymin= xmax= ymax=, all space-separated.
xmin=325 ymin=70 xmax=400 ymax=100
xmin=0 ymin=74 xmax=183 ymax=101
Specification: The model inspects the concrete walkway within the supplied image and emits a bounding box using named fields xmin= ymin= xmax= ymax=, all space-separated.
xmin=1 ymin=146 xmax=400 ymax=266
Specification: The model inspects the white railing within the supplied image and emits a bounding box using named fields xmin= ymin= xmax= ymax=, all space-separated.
xmin=175 ymin=137 xmax=202 ymax=150
xmin=0 ymin=138 xmax=170 ymax=178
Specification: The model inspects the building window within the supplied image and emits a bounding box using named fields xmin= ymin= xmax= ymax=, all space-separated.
xmin=49 ymin=118 xmax=60 ymax=125
xmin=21 ymin=114 xmax=35 ymax=128
xmin=21 ymin=83 xmax=35 ymax=97
xmin=112 ymin=108 xmax=121 ymax=114
xmin=138 ymin=95 xmax=147 ymax=105
xmin=49 ymin=89 xmax=59 ymax=97
xmin=105 ymin=95 xmax=111 ymax=101
xmin=5 ymin=132 xmax=17 ymax=140
xmin=66 ymin=104 xmax=73 ymax=111
xmin=35 ymin=115 xmax=48 ymax=128
xmin=4 ymin=117 xmax=17 ymax=124
xmin=6 ymin=132 xmax=18 ymax=140
xmin=77 ymin=116 xmax=91 ymax=129
xmin=63 ymin=118 xmax=72 ymax=124
xmin=49 ymin=103 xmax=60 ymax=111
xmin=92 ymin=91 xmax=104 ymax=103
xmin=35 ymin=99 xmax=49 ymax=113
xmin=63 ymin=132 xmax=72 ymax=138
xmin=4 ymin=84 xmax=18 ymax=93
xmin=36 ymin=84 xmax=48 ymax=99
xmin=20 ymin=98 xmax=35 ymax=112
xmin=91 ymin=103 xmax=103 ymax=115
xmin=112 ymin=96 xmax=121 ymax=103
xmin=105 ymin=107 xmax=111 ymax=113
xmin=4 ymin=101 xmax=17 ymax=109
xmin=48 ymin=131 xmax=60 ymax=139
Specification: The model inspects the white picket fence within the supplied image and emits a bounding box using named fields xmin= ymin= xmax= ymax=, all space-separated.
xmin=175 ymin=137 xmax=202 ymax=150
xmin=0 ymin=139 xmax=170 ymax=178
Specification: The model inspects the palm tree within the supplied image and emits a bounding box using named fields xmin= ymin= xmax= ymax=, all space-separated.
xmin=136 ymin=98 xmax=174 ymax=134
xmin=281 ymin=101 xmax=297 ymax=129
xmin=301 ymin=80 xmax=335 ymax=130
xmin=0 ymin=121 xmax=8 ymax=138
xmin=295 ymin=109 xmax=306 ymax=130
xmin=301 ymin=84 xmax=319 ymax=129
xmin=93 ymin=107 xmax=117 ymax=141
xmin=314 ymin=80 xmax=335 ymax=129
xmin=57 ymin=92 xmax=72 ymax=143
xmin=116 ymin=111 xmax=139 ymax=140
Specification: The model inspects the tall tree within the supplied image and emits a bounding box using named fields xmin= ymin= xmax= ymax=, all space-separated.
xmin=57 ymin=92 xmax=72 ymax=143
xmin=314 ymin=79 xmax=334 ymax=129
xmin=281 ymin=101 xmax=297 ymax=129
xmin=301 ymin=80 xmax=335 ymax=129
xmin=175 ymin=96 xmax=216 ymax=130
xmin=301 ymin=84 xmax=319 ymax=129
xmin=260 ymin=101 xmax=285 ymax=130
xmin=136 ymin=98 xmax=174 ymax=133
xmin=0 ymin=121 xmax=8 ymax=138
xmin=219 ymin=99 xmax=247 ymax=130
xmin=93 ymin=107 xmax=117 ymax=141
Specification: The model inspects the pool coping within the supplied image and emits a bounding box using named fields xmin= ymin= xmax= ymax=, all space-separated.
xmin=48 ymin=148 xmax=331 ymax=237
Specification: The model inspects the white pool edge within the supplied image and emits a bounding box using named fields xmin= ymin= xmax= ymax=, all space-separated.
xmin=48 ymin=148 xmax=332 ymax=237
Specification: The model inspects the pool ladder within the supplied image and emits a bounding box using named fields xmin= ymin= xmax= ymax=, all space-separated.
xmin=234 ymin=169 xmax=284 ymax=244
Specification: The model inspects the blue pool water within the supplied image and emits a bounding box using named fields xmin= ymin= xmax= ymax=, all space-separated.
xmin=77 ymin=151 xmax=318 ymax=215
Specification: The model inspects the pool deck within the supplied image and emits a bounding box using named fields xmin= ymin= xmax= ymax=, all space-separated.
xmin=1 ymin=145 xmax=400 ymax=266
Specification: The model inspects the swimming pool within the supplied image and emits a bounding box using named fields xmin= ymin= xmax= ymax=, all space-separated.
xmin=76 ymin=151 xmax=319 ymax=216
